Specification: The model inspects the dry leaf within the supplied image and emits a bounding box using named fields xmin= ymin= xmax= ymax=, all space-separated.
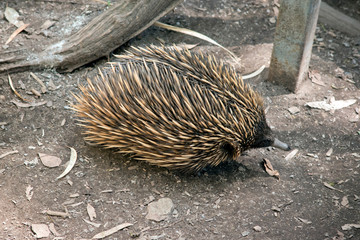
xmin=31 ymin=224 xmax=50 ymax=239
xmin=4 ymin=7 xmax=24 ymax=28
xmin=56 ymin=147 xmax=77 ymax=180
xmin=309 ymin=71 xmax=325 ymax=86
xmin=305 ymin=97 xmax=356 ymax=111
xmin=26 ymin=185 xmax=33 ymax=201
xmin=38 ymin=153 xmax=62 ymax=168
xmin=92 ymin=223 xmax=133 ymax=239
xmin=87 ymin=203 xmax=96 ymax=221
xmin=263 ymin=158 xmax=280 ymax=179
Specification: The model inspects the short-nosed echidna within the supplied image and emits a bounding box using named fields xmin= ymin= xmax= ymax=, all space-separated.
xmin=72 ymin=45 xmax=290 ymax=171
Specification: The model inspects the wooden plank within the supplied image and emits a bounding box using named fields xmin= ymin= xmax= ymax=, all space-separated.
xmin=268 ymin=0 xmax=321 ymax=92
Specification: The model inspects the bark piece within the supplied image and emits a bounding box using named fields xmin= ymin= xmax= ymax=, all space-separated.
xmin=0 ymin=0 xmax=182 ymax=74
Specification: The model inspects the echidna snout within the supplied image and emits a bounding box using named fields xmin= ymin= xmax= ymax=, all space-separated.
xmin=72 ymin=45 xmax=291 ymax=171
xmin=251 ymin=121 xmax=290 ymax=151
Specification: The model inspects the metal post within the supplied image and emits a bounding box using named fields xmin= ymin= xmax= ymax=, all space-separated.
xmin=268 ymin=0 xmax=321 ymax=92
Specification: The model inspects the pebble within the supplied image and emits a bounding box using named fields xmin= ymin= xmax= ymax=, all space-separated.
xmin=288 ymin=106 xmax=300 ymax=115
xmin=253 ymin=226 xmax=262 ymax=232
xmin=31 ymin=224 xmax=50 ymax=238
xmin=146 ymin=198 xmax=174 ymax=222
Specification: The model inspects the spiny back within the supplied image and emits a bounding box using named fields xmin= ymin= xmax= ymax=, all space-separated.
xmin=72 ymin=45 xmax=267 ymax=171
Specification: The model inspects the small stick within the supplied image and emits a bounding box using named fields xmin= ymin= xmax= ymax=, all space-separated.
xmin=8 ymin=75 xmax=30 ymax=102
xmin=5 ymin=23 xmax=30 ymax=45
xmin=0 ymin=150 xmax=19 ymax=159
xmin=30 ymin=72 xmax=47 ymax=93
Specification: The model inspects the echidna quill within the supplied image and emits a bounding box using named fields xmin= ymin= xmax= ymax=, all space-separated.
xmin=72 ymin=45 xmax=290 ymax=171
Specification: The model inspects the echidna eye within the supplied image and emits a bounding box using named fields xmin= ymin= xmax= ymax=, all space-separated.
xmin=221 ymin=142 xmax=235 ymax=157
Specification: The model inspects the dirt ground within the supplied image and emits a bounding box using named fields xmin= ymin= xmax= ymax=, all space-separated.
xmin=0 ymin=0 xmax=359 ymax=239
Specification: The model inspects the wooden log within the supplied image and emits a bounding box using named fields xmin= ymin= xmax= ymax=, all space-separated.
xmin=268 ymin=0 xmax=321 ymax=92
xmin=0 ymin=0 xmax=182 ymax=74
xmin=319 ymin=2 xmax=360 ymax=37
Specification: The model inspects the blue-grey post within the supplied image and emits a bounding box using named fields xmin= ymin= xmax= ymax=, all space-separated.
xmin=268 ymin=0 xmax=321 ymax=92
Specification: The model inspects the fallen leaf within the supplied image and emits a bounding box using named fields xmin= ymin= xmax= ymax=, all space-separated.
xmin=263 ymin=158 xmax=280 ymax=179
xmin=341 ymin=223 xmax=360 ymax=231
xmin=38 ymin=153 xmax=62 ymax=168
xmin=92 ymin=223 xmax=133 ymax=239
xmin=31 ymin=224 xmax=50 ymax=239
xmin=56 ymin=147 xmax=77 ymax=180
xmin=87 ymin=203 xmax=96 ymax=221
xmin=4 ymin=7 xmax=25 ymax=28
xmin=26 ymin=185 xmax=33 ymax=201
xmin=305 ymin=97 xmax=356 ymax=111
xmin=309 ymin=70 xmax=325 ymax=86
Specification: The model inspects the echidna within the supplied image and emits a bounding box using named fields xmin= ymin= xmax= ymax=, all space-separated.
xmin=72 ymin=45 xmax=290 ymax=171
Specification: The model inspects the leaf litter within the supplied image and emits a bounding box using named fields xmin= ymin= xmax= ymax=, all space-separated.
xmin=87 ymin=203 xmax=97 ymax=221
xmin=263 ymin=158 xmax=280 ymax=179
xmin=38 ymin=153 xmax=62 ymax=168
xmin=56 ymin=147 xmax=77 ymax=180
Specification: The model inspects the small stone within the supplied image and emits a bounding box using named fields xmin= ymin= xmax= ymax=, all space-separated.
xmin=241 ymin=231 xmax=250 ymax=237
xmin=253 ymin=226 xmax=262 ymax=232
xmin=31 ymin=224 xmax=50 ymax=238
xmin=288 ymin=106 xmax=300 ymax=115
xmin=146 ymin=198 xmax=174 ymax=222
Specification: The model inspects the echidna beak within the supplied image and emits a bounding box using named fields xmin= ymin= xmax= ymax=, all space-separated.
xmin=272 ymin=138 xmax=291 ymax=151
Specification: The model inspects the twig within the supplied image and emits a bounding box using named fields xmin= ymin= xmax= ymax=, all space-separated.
xmin=8 ymin=75 xmax=30 ymax=102
xmin=0 ymin=150 xmax=19 ymax=159
xmin=5 ymin=23 xmax=30 ymax=45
